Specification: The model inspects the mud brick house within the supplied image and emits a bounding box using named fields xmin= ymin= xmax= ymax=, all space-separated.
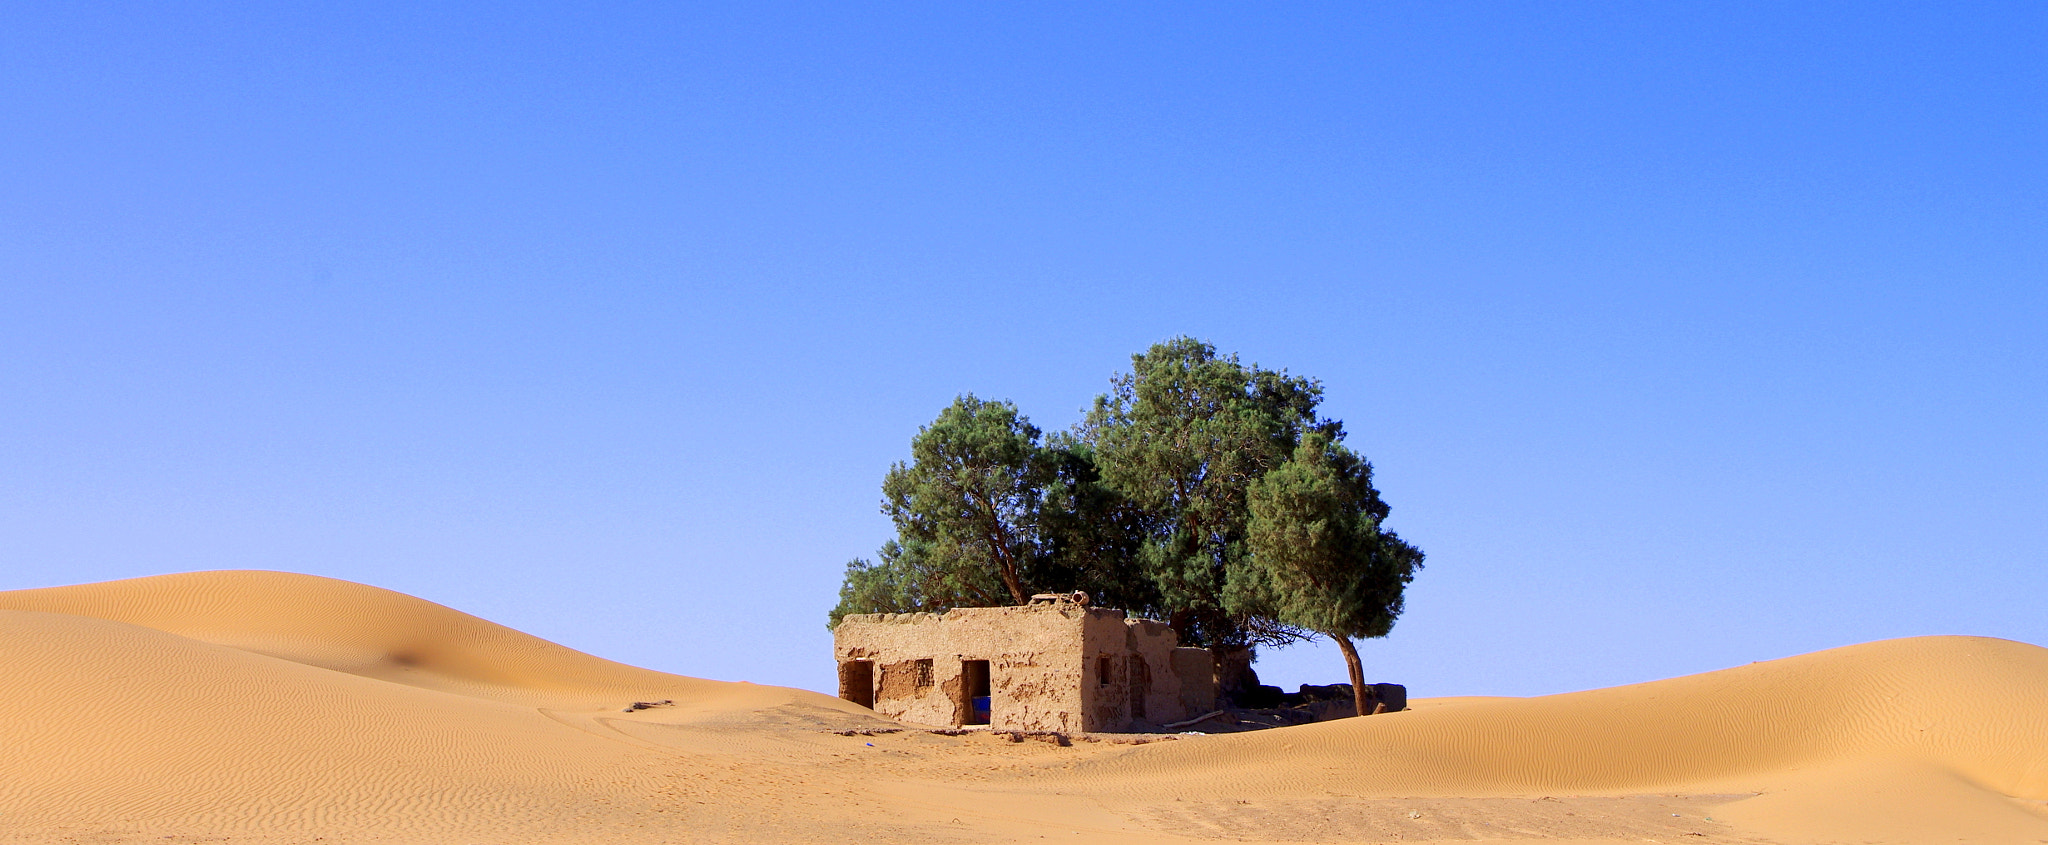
xmin=832 ymin=593 xmax=1214 ymax=733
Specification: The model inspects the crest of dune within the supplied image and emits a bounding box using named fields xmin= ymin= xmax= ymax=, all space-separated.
xmin=1085 ymin=634 xmax=2048 ymax=799
xmin=0 ymin=570 xmax=792 ymax=709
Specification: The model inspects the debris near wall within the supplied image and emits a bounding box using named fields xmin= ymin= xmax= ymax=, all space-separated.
xmin=927 ymin=728 xmax=1074 ymax=746
xmin=1169 ymin=682 xmax=1409 ymax=732
xmin=824 ymin=726 xmax=1190 ymax=747
xmin=1235 ymin=681 xmax=1406 ymax=712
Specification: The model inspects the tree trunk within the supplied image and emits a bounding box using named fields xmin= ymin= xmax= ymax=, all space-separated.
xmin=996 ymin=557 xmax=1029 ymax=605
xmin=983 ymin=523 xmax=1029 ymax=604
xmin=1331 ymin=634 xmax=1368 ymax=717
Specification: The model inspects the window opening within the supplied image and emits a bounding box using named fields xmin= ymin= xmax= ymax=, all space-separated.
xmin=1098 ymin=655 xmax=1114 ymax=687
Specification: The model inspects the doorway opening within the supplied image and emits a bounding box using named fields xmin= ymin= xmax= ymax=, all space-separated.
xmin=1127 ymin=655 xmax=1151 ymax=719
xmin=960 ymin=659 xmax=991 ymax=725
xmin=839 ymin=660 xmax=875 ymax=709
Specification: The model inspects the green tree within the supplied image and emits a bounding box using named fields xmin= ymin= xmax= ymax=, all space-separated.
xmin=827 ymin=537 xmax=993 ymax=627
xmin=1243 ymin=432 xmax=1423 ymax=716
xmin=1079 ymin=337 xmax=1339 ymax=649
xmin=830 ymin=397 xmax=1155 ymax=627
xmin=1038 ymin=434 xmax=1156 ymax=617
xmin=879 ymin=394 xmax=1054 ymax=606
xmin=831 ymin=340 xmax=1425 ymax=710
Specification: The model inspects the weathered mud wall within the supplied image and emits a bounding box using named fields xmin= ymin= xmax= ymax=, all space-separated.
xmin=1172 ymin=647 xmax=1216 ymax=716
xmin=1079 ymin=614 xmax=1207 ymax=731
xmin=834 ymin=603 xmax=1211 ymax=733
xmin=833 ymin=605 xmax=1088 ymax=731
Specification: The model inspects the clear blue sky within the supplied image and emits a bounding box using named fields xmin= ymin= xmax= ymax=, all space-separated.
xmin=4 ymin=2 xmax=2042 ymax=698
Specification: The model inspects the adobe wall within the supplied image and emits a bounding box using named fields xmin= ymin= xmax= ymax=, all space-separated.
xmin=833 ymin=604 xmax=1089 ymax=732
xmin=1171 ymin=646 xmax=1216 ymax=716
xmin=1079 ymin=614 xmax=1213 ymax=731
xmin=834 ymin=602 xmax=1215 ymax=733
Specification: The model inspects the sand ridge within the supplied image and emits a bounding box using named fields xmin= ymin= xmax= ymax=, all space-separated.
xmin=0 ymin=569 xmax=827 ymax=713
xmin=2 ymin=570 xmax=2044 ymax=844
xmin=1066 ymin=636 xmax=2048 ymax=842
xmin=1083 ymin=635 xmax=2048 ymax=796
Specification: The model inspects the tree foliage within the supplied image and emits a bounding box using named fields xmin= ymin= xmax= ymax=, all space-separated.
xmin=1243 ymin=432 xmax=1424 ymax=713
xmin=830 ymin=338 xmax=1424 ymax=709
xmin=878 ymin=395 xmax=1051 ymax=606
xmin=828 ymin=538 xmax=984 ymax=628
xmin=1037 ymin=434 xmax=1157 ymax=616
xmin=1079 ymin=337 xmax=1339 ymax=648
xmin=827 ymin=395 xmax=1148 ymax=625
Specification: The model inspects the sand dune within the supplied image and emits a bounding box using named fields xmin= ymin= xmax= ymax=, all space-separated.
xmin=2 ymin=571 xmax=2043 ymax=844
xmin=1071 ymin=635 xmax=2048 ymax=841
xmin=0 ymin=570 xmax=808 ymax=711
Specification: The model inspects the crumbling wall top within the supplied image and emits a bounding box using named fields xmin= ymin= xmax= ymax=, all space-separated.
xmin=839 ymin=601 xmax=1146 ymax=630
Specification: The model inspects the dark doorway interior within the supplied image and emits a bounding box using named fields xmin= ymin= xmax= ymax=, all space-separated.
xmin=839 ymin=660 xmax=875 ymax=709
xmin=960 ymin=659 xmax=991 ymax=725
xmin=1128 ymin=655 xmax=1150 ymax=719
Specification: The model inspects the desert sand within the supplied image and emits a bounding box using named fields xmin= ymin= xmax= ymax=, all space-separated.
xmin=2 ymin=571 xmax=2043 ymax=844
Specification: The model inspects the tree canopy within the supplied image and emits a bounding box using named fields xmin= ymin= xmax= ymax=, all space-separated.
xmin=879 ymin=394 xmax=1051 ymax=606
xmin=828 ymin=396 xmax=1149 ymax=627
xmin=1242 ymin=432 xmax=1423 ymax=714
xmin=830 ymin=338 xmax=1423 ymax=708
xmin=1078 ymin=336 xmax=1341 ymax=648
